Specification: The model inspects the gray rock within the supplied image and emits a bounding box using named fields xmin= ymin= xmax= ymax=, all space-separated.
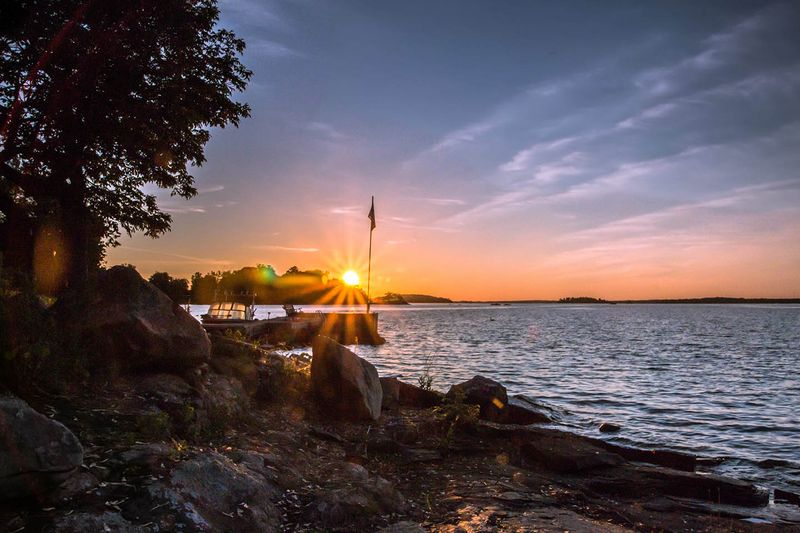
xmin=72 ymin=265 xmax=210 ymax=373
xmin=120 ymin=443 xmax=174 ymax=467
xmin=312 ymin=474 xmax=406 ymax=527
xmin=507 ymin=396 xmax=551 ymax=425
xmin=378 ymin=521 xmax=426 ymax=533
xmin=202 ymin=373 xmax=249 ymax=418
xmin=343 ymin=462 xmax=369 ymax=481
xmin=598 ymin=422 xmax=621 ymax=433
xmin=311 ymin=336 xmax=382 ymax=421
xmin=397 ymin=380 xmax=444 ymax=408
xmin=54 ymin=511 xmax=145 ymax=532
xmin=54 ymin=471 xmax=99 ymax=500
xmin=209 ymin=336 xmax=263 ymax=397
xmin=589 ymin=464 xmax=769 ymax=507
xmin=521 ymin=433 xmax=624 ymax=473
xmin=447 ymin=375 xmax=509 ymax=422
xmin=149 ymin=451 xmax=280 ymax=531
xmin=401 ymin=448 xmax=443 ymax=463
xmin=380 ymin=377 xmax=401 ymax=411
xmin=0 ymin=396 xmax=83 ymax=501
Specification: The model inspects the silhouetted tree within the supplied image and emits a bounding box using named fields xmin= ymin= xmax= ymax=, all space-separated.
xmin=0 ymin=0 xmax=251 ymax=293
xmin=190 ymin=271 xmax=220 ymax=303
xmin=148 ymin=271 xmax=189 ymax=303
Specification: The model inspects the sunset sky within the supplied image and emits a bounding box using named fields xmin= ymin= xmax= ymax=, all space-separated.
xmin=108 ymin=0 xmax=800 ymax=301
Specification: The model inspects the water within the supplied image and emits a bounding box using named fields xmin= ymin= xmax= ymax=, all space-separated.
xmin=192 ymin=302 xmax=800 ymax=492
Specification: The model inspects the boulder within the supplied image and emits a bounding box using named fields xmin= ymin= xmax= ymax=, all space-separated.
xmin=311 ymin=336 xmax=382 ymax=421
xmin=599 ymin=422 xmax=621 ymax=433
xmin=521 ymin=433 xmax=624 ymax=473
xmin=397 ymin=380 xmax=444 ymax=408
xmin=378 ymin=521 xmax=425 ymax=533
xmin=589 ymin=440 xmax=696 ymax=472
xmin=507 ymin=396 xmax=551 ymax=425
xmin=148 ymin=451 xmax=280 ymax=531
xmin=588 ymin=465 xmax=769 ymax=507
xmin=447 ymin=375 xmax=508 ymax=422
xmin=380 ymin=377 xmax=401 ymax=411
xmin=71 ymin=265 xmax=210 ymax=373
xmin=54 ymin=511 xmax=146 ymax=533
xmin=120 ymin=443 xmax=174 ymax=467
xmin=209 ymin=341 xmax=261 ymax=397
xmin=0 ymin=396 xmax=84 ymax=500
xmin=775 ymin=488 xmax=800 ymax=506
xmin=312 ymin=475 xmax=406 ymax=527
xmin=202 ymin=373 xmax=249 ymax=419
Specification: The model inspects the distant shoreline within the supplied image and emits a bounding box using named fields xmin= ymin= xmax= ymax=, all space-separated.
xmin=457 ymin=297 xmax=800 ymax=304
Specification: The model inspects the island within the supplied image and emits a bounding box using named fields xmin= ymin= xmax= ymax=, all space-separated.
xmin=399 ymin=293 xmax=453 ymax=303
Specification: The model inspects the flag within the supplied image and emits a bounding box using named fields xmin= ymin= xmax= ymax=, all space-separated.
xmin=368 ymin=196 xmax=376 ymax=231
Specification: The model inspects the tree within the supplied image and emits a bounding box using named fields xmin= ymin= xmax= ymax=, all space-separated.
xmin=148 ymin=271 xmax=189 ymax=303
xmin=0 ymin=0 xmax=251 ymax=292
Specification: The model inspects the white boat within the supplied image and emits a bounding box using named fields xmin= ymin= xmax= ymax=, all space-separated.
xmin=201 ymin=301 xmax=257 ymax=323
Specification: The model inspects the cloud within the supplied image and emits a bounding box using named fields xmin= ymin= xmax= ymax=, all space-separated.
xmin=499 ymin=136 xmax=578 ymax=172
xmin=219 ymin=0 xmax=286 ymax=29
xmin=616 ymin=102 xmax=678 ymax=129
xmin=329 ymin=206 xmax=361 ymax=216
xmin=306 ymin=122 xmax=349 ymax=141
xmin=423 ymin=197 xmax=467 ymax=206
xmin=247 ymin=38 xmax=302 ymax=58
xmin=253 ymin=245 xmax=319 ymax=253
xmin=634 ymin=3 xmax=800 ymax=98
xmin=120 ymin=246 xmax=232 ymax=266
xmin=563 ymin=178 xmax=800 ymax=242
xmin=162 ymin=206 xmax=207 ymax=214
xmin=197 ymin=185 xmax=225 ymax=194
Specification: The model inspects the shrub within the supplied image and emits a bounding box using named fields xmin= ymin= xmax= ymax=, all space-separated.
xmin=433 ymin=389 xmax=480 ymax=449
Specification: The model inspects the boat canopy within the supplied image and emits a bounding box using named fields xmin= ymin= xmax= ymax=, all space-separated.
xmin=206 ymin=302 xmax=253 ymax=320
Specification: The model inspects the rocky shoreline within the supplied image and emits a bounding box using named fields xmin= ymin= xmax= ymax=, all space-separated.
xmin=1 ymin=267 xmax=799 ymax=531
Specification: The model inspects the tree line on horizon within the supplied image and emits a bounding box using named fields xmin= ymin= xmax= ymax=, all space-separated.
xmin=148 ymin=264 xmax=368 ymax=305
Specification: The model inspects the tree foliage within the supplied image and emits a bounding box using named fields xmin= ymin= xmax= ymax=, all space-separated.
xmin=0 ymin=0 xmax=251 ymax=290
xmin=148 ymin=271 xmax=189 ymax=303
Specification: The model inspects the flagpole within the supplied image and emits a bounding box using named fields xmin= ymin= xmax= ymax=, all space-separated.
xmin=367 ymin=196 xmax=374 ymax=314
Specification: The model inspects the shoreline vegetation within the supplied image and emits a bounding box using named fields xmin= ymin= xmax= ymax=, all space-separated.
xmin=147 ymin=266 xmax=454 ymax=306
xmin=146 ymin=267 xmax=799 ymax=307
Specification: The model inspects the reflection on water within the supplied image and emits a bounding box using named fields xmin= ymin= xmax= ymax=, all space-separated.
xmin=193 ymin=303 xmax=800 ymax=491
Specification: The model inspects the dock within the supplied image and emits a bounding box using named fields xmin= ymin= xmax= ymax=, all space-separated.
xmin=201 ymin=312 xmax=384 ymax=345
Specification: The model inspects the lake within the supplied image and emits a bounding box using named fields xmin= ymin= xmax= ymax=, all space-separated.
xmin=192 ymin=302 xmax=800 ymax=493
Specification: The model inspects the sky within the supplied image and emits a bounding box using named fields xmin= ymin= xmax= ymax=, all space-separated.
xmin=108 ymin=0 xmax=800 ymax=300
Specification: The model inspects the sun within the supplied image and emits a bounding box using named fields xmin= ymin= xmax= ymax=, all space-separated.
xmin=342 ymin=270 xmax=360 ymax=286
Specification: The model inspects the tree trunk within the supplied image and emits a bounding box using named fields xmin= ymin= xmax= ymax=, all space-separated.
xmin=62 ymin=187 xmax=89 ymax=297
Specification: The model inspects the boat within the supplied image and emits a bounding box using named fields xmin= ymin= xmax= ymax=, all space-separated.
xmin=201 ymin=294 xmax=258 ymax=324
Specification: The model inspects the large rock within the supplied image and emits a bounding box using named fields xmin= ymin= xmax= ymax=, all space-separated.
xmin=148 ymin=451 xmax=280 ymax=531
xmin=521 ymin=431 xmax=624 ymax=473
xmin=447 ymin=375 xmax=509 ymax=422
xmin=54 ymin=511 xmax=146 ymax=533
xmin=312 ymin=474 xmax=406 ymax=527
xmin=380 ymin=377 xmax=400 ymax=411
xmin=0 ymin=396 xmax=84 ymax=500
xmin=507 ymin=396 xmax=551 ymax=425
xmin=311 ymin=336 xmax=382 ymax=421
xmin=588 ymin=464 xmax=769 ymax=507
xmin=397 ymin=379 xmax=444 ymax=408
xmin=73 ymin=265 xmax=210 ymax=373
